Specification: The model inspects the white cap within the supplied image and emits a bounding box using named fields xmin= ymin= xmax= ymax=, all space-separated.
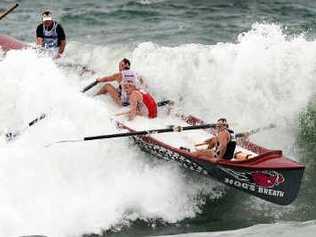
xmin=42 ymin=11 xmax=53 ymax=22
xmin=42 ymin=16 xmax=52 ymax=21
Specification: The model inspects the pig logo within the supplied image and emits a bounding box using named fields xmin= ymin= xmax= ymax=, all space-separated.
xmin=250 ymin=170 xmax=285 ymax=188
xmin=219 ymin=168 xmax=285 ymax=188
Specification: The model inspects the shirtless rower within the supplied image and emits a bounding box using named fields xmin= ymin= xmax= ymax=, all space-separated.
xmin=193 ymin=118 xmax=236 ymax=162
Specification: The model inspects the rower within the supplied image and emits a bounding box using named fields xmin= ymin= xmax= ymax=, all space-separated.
xmin=36 ymin=10 xmax=66 ymax=58
xmin=193 ymin=118 xmax=236 ymax=162
xmin=117 ymin=80 xmax=157 ymax=121
xmin=95 ymin=58 xmax=144 ymax=106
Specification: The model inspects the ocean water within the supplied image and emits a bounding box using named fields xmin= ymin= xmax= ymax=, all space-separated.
xmin=0 ymin=1 xmax=316 ymax=237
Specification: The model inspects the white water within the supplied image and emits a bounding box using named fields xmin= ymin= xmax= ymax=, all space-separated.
xmin=163 ymin=220 xmax=316 ymax=237
xmin=0 ymin=23 xmax=315 ymax=236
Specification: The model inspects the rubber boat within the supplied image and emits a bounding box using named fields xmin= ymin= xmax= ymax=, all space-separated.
xmin=0 ymin=34 xmax=305 ymax=205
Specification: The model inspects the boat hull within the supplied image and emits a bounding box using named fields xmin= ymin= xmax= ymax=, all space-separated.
xmin=0 ymin=34 xmax=26 ymax=50
xmin=118 ymin=117 xmax=304 ymax=206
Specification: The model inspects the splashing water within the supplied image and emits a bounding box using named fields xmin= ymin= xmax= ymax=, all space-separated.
xmin=0 ymin=23 xmax=315 ymax=236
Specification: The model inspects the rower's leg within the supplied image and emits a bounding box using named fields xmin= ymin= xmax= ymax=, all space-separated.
xmin=95 ymin=84 xmax=121 ymax=105
xmin=192 ymin=150 xmax=218 ymax=162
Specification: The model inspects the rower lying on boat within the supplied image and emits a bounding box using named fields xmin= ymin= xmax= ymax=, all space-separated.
xmin=116 ymin=80 xmax=157 ymax=120
xmin=192 ymin=118 xmax=236 ymax=162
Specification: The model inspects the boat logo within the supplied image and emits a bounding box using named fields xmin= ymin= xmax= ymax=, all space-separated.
xmin=250 ymin=170 xmax=285 ymax=188
xmin=219 ymin=168 xmax=285 ymax=188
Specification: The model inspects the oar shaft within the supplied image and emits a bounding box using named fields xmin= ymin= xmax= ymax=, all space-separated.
xmin=83 ymin=123 xmax=215 ymax=141
xmin=157 ymin=100 xmax=174 ymax=107
xmin=0 ymin=3 xmax=19 ymax=20
xmin=28 ymin=113 xmax=46 ymax=127
xmin=81 ymin=81 xmax=98 ymax=93
xmin=235 ymin=124 xmax=276 ymax=138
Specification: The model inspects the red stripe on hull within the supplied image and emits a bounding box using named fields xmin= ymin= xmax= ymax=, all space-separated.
xmin=0 ymin=34 xmax=26 ymax=50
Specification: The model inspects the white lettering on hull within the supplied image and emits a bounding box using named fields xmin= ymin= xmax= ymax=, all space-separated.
xmin=224 ymin=178 xmax=285 ymax=197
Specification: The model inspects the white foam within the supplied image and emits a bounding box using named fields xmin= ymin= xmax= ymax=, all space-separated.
xmin=0 ymin=48 xmax=217 ymax=236
xmin=0 ymin=22 xmax=314 ymax=236
xmin=161 ymin=220 xmax=316 ymax=237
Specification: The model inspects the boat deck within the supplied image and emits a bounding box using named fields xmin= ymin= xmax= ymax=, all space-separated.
xmin=116 ymin=112 xmax=258 ymax=160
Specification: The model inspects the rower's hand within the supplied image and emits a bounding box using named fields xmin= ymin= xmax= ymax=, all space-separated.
xmin=96 ymin=77 xmax=102 ymax=83
xmin=53 ymin=53 xmax=63 ymax=60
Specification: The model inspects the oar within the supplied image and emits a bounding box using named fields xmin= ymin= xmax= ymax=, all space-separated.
xmin=4 ymin=113 xmax=46 ymax=141
xmin=4 ymin=99 xmax=173 ymax=142
xmin=157 ymin=99 xmax=174 ymax=107
xmin=0 ymin=3 xmax=19 ymax=20
xmin=81 ymin=80 xmax=98 ymax=93
xmin=46 ymin=123 xmax=217 ymax=147
xmin=3 ymin=82 xmax=97 ymax=141
xmin=32 ymin=47 xmax=95 ymax=75
xmin=235 ymin=123 xmax=276 ymax=138
xmin=57 ymin=62 xmax=96 ymax=75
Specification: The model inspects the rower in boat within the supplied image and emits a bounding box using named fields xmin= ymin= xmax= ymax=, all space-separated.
xmin=193 ymin=118 xmax=236 ymax=162
xmin=116 ymin=80 xmax=157 ymax=120
xmin=95 ymin=58 xmax=144 ymax=106
xmin=36 ymin=10 xmax=66 ymax=59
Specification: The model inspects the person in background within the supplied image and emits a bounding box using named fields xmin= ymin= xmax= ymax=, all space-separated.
xmin=36 ymin=10 xmax=66 ymax=58
xmin=95 ymin=58 xmax=144 ymax=106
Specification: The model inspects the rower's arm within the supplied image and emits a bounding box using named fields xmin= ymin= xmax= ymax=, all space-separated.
xmin=36 ymin=24 xmax=43 ymax=47
xmin=195 ymin=141 xmax=208 ymax=147
xmin=96 ymin=73 xmax=121 ymax=83
xmin=36 ymin=37 xmax=43 ymax=47
xmin=195 ymin=138 xmax=212 ymax=147
xmin=57 ymin=24 xmax=66 ymax=55
xmin=58 ymin=39 xmax=66 ymax=54
xmin=216 ymin=131 xmax=230 ymax=158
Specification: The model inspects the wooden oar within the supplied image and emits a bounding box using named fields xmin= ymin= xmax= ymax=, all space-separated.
xmin=46 ymin=123 xmax=217 ymax=147
xmin=0 ymin=3 xmax=19 ymax=20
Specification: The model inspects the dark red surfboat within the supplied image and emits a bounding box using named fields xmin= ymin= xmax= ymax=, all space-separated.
xmin=1 ymin=34 xmax=304 ymax=205
xmin=0 ymin=34 xmax=26 ymax=51
xmin=116 ymin=112 xmax=304 ymax=206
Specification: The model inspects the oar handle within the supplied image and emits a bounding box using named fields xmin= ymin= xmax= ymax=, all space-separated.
xmin=81 ymin=80 xmax=98 ymax=93
xmin=0 ymin=3 xmax=19 ymax=20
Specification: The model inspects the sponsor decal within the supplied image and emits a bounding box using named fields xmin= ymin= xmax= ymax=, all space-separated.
xmin=250 ymin=170 xmax=285 ymax=188
xmin=131 ymin=136 xmax=209 ymax=175
xmin=224 ymin=178 xmax=285 ymax=197
xmin=220 ymin=167 xmax=285 ymax=197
